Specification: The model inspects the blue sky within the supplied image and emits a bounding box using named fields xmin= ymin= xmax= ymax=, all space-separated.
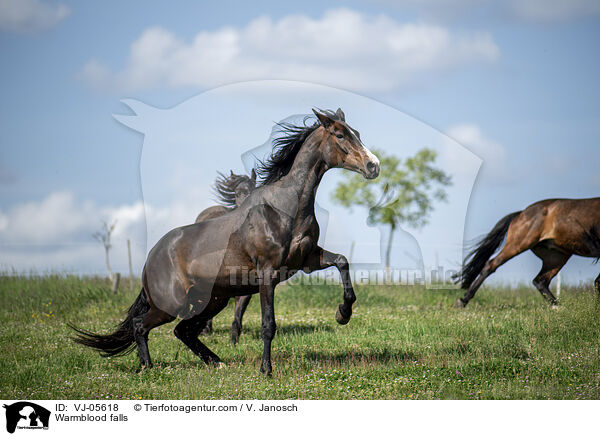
xmin=0 ymin=0 xmax=599 ymax=286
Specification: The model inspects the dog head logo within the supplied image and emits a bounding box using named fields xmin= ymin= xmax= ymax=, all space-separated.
xmin=3 ymin=402 xmax=50 ymax=433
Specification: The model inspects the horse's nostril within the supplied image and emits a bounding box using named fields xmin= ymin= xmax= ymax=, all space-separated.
xmin=366 ymin=161 xmax=379 ymax=177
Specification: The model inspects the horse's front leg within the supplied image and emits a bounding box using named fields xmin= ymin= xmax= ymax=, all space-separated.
xmin=258 ymin=268 xmax=277 ymax=376
xmin=305 ymin=247 xmax=356 ymax=325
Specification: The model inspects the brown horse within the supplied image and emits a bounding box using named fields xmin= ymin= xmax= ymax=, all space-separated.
xmin=71 ymin=108 xmax=380 ymax=376
xmin=194 ymin=170 xmax=257 ymax=339
xmin=454 ymin=197 xmax=600 ymax=307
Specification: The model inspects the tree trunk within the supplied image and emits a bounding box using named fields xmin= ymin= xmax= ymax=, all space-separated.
xmin=104 ymin=245 xmax=113 ymax=281
xmin=385 ymin=224 xmax=395 ymax=283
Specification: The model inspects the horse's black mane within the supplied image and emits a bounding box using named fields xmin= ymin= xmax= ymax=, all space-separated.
xmin=214 ymin=172 xmax=254 ymax=209
xmin=256 ymin=110 xmax=342 ymax=185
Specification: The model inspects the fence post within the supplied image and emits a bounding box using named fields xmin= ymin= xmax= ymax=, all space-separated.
xmin=112 ymin=272 xmax=121 ymax=294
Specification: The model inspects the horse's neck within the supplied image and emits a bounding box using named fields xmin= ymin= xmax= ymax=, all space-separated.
xmin=278 ymin=137 xmax=327 ymax=222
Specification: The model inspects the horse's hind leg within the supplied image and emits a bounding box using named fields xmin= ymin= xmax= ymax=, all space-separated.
xmin=531 ymin=245 xmax=570 ymax=306
xmin=174 ymin=317 xmax=221 ymax=365
xmin=459 ymin=243 xmax=526 ymax=307
xmin=231 ymin=295 xmax=252 ymax=346
xmin=133 ymin=304 xmax=175 ymax=370
xmin=457 ymin=213 xmax=546 ymax=307
xmin=594 ymin=273 xmax=600 ymax=296
xmin=174 ymin=297 xmax=229 ymax=366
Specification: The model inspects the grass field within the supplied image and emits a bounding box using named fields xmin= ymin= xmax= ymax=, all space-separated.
xmin=0 ymin=275 xmax=599 ymax=400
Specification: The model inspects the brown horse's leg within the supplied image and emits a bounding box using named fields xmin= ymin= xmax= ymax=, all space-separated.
xmin=231 ymin=295 xmax=252 ymax=346
xmin=531 ymin=246 xmax=570 ymax=305
xmin=304 ymin=247 xmax=355 ymax=324
xmin=173 ymin=297 xmax=229 ymax=366
xmin=595 ymin=273 xmax=600 ymax=296
xmin=133 ymin=304 xmax=174 ymax=370
xmin=459 ymin=242 xmax=531 ymax=307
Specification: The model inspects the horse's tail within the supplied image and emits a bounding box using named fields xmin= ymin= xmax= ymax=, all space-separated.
xmin=69 ymin=288 xmax=149 ymax=357
xmin=454 ymin=211 xmax=521 ymax=289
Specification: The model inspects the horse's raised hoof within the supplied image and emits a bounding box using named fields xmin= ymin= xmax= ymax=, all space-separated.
xmin=454 ymin=298 xmax=466 ymax=309
xmin=335 ymin=305 xmax=351 ymax=325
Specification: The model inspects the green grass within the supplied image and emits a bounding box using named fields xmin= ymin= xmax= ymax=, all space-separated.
xmin=0 ymin=275 xmax=599 ymax=399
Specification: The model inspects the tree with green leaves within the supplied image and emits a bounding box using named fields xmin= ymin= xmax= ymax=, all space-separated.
xmin=332 ymin=148 xmax=451 ymax=280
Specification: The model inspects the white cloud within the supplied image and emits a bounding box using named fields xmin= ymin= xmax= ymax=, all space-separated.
xmin=446 ymin=124 xmax=505 ymax=164
xmin=0 ymin=191 xmax=204 ymax=274
xmin=442 ymin=123 xmax=509 ymax=183
xmin=0 ymin=191 xmax=96 ymax=244
xmin=0 ymin=0 xmax=69 ymax=33
xmin=79 ymin=8 xmax=499 ymax=93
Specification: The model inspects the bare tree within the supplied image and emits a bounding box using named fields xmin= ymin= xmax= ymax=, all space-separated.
xmin=93 ymin=220 xmax=120 ymax=292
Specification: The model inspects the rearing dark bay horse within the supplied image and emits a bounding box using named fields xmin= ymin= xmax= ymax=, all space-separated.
xmin=454 ymin=197 xmax=600 ymax=307
xmin=71 ymin=108 xmax=380 ymax=375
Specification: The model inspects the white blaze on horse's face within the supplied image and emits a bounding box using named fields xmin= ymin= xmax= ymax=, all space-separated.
xmin=358 ymin=140 xmax=380 ymax=180
xmin=343 ymin=128 xmax=380 ymax=179
xmin=313 ymin=108 xmax=380 ymax=180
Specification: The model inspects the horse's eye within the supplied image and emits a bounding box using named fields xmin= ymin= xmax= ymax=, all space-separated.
xmin=336 ymin=133 xmax=344 ymax=140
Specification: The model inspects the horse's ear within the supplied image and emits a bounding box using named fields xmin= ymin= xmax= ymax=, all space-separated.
xmin=251 ymin=168 xmax=257 ymax=182
xmin=312 ymin=108 xmax=333 ymax=128
xmin=335 ymin=108 xmax=345 ymax=122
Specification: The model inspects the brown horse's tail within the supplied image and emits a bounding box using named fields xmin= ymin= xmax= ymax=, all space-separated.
xmin=454 ymin=211 xmax=521 ymax=289
xmin=68 ymin=289 xmax=149 ymax=357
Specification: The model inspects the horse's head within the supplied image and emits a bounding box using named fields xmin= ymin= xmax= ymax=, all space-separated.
xmin=313 ymin=108 xmax=380 ymax=179
xmin=233 ymin=169 xmax=257 ymax=205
